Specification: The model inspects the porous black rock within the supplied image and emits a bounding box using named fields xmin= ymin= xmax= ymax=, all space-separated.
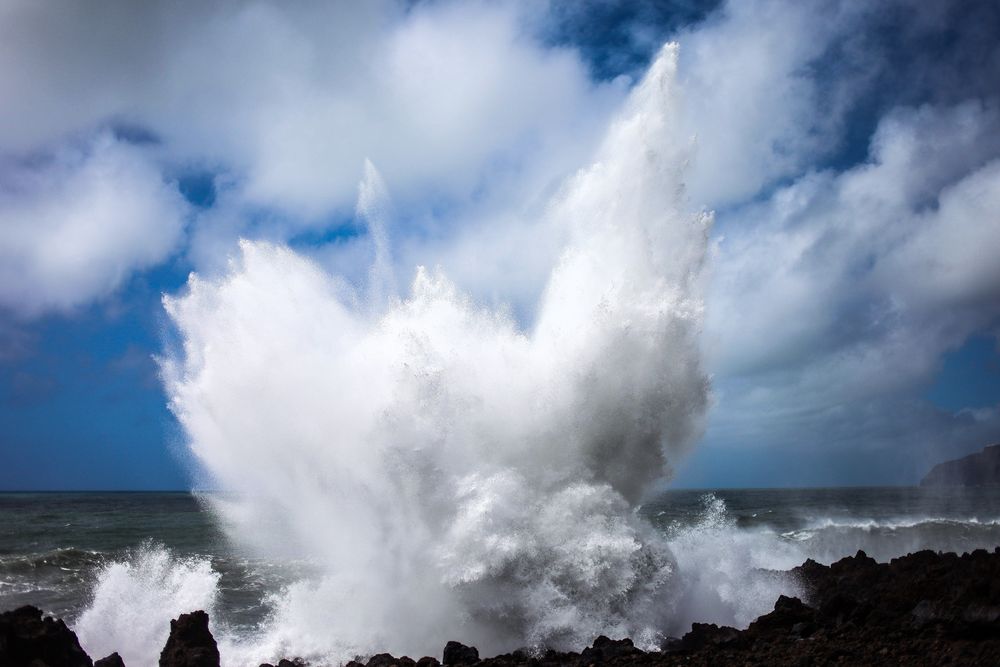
xmin=0 ymin=604 xmax=93 ymax=667
xmin=159 ymin=610 xmax=220 ymax=667
xmin=745 ymin=595 xmax=817 ymax=639
xmin=580 ymin=635 xmax=642 ymax=661
xmin=677 ymin=622 xmax=741 ymax=650
xmin=443 ymin=641 xmax=479 ymax=665
xmin=367 ymin=653 xmax=400 ymax=667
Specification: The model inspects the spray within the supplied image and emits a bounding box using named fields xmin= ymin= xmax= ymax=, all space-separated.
xmin=161 ymin=43 xmax=711 ymax=663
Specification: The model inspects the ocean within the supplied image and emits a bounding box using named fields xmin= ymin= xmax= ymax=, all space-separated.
xmin=2 ymin=486 xmax=1000 ymax=665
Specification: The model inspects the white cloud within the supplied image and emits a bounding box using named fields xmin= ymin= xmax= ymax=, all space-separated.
xmin=673 ymin=0 xmax=874 ymax=207
xmin=0 ymin=134 xmax=189 ymax=316
xmin=697 ymin=97 xmax=1000 ymax=474
xmin=0 ymin=0 xmax=630 ymax=316
xmin=2 ymin=0 xmax=622 ymax=218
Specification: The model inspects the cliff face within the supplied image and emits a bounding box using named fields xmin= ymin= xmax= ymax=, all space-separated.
xmin=921 ymin=444 xmax=1000 ymax=486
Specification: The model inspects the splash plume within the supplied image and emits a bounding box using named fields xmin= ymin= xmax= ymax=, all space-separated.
xmin=161 ymin=44 xmax=710 ymax=662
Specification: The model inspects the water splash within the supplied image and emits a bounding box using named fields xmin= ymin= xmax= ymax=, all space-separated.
xmin=161 ymin=43 xmax=711 ymax=663
xmin=75 ymin=545 xmax=219 ymax=667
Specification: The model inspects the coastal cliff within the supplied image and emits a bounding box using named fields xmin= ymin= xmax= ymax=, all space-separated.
xmin=921 ymin=444 xmax=1000 ymax=486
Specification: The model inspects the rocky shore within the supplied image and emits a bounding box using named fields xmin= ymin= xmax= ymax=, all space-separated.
xmin=4 ymin=548 xmax=1000 ymax=666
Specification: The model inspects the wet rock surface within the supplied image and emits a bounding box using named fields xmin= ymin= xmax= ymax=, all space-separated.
xmin=4 ymin=548 xmax=1000 ymax=666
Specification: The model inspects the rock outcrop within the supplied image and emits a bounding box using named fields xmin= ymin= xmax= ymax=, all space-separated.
xmin=921 ymin=443 xmax=1000 ymax=486
xmin=159 ymin=610 xmax=220 ymax=667
xmin=0 ymin=605 xmax=93 ymax=667
xmin=443 ymin=641 xmax=479 ymax=665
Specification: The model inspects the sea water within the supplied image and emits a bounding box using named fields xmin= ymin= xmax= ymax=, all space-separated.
xmin=2 ymin=487 xmax=1000 ymax=665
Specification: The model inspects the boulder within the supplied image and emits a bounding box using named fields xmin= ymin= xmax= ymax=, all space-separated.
xmin=159 ymin=610 xmax=220 ymax=667
xmin=579 ymin=635 xmax=641 ymax=661
xmin=0 ymin=605 xmax=93 ymax=667
xmin=442 ymin=641 xmax=479 ymax=665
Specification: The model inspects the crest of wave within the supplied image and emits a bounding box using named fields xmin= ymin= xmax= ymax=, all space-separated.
xmin=162 ymin=43 xmax=711 ymax=664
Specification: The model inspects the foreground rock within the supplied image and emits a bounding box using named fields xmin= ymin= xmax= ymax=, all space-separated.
xmin=0 ymin=605 xmax=92 ymax=667
xmin=921 ymin=443 xmax=1000 ymax=486
xmin=159 ymin=610 xmax=220 ymax=667
xmin=5 ymin=548 xmax=1000 ymax=666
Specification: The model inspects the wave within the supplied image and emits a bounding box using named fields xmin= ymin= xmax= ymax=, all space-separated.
xmin=0 ymin=547 xmax=105 ymax=574
xmin=788 ymin=516 xmax=1000 ymax=533
xmin=781 ymin=516 xmax=1000 ymax=542
xmin=74 ymin=544 xmax=220 ymax=667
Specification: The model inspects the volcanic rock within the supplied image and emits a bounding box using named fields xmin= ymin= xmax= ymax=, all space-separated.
xmin=0 ymin=605 xmax=93 ymax=667
xmin=676 ymin=623 xmax=741 ymax=650
xmin=580 ymin=636 xmax=642 ymax=661
xmin=443 ymin=641 xmax=479 ymax=665
xmin=159 ymin=610 xmax=220 ymax=667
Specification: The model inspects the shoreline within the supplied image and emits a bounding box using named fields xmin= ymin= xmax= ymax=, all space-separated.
xmin=4 ymin=548 xmax=1000 ymax=666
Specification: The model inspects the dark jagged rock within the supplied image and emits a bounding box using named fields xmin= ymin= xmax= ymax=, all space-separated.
xmin=347 ymin=652 xmax=417 ymax=667
xmin=443 ymin=641 xmax=479 ymax=665
xmin=580 ymin=636 xmax=642 ymax=661
xmin=159 ymin=610 xmax=220 ymax=667
xmin=921 ymin=443 xmax=1000 ymax=486
xmin=676 ymin=622 xmax=741 ymax=650
xmin=791 ymin=547 xmax=1000 ymax=640
xmin=0 ymin=605 xmax=93 ymax=667
xmin=745 ymin=595 xmax=817 ymax=639
xmin=415 ymin=657 xmax=441 ymax=667
xmin=368 ymin=653 xmax=401 ymax=667
xmin=481 ymin=548 xmax=1000 ymax=665
xmin=95 ymin=653 xmax=126 ymax=667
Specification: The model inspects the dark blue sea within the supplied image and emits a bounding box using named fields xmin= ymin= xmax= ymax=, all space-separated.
xmin=3 ymin=487 xmax=999 ymax=665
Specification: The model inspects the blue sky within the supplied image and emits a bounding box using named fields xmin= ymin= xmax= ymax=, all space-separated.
xmin=2 ymin=0 xmax=999 ymax=490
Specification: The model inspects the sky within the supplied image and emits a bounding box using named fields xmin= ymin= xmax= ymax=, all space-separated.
xmin=1 ymin=0 xmax=999 ymax=490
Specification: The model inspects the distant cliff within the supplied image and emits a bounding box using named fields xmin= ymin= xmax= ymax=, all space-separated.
xmin=920 ymin=444 xmax=1000 ymax=486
